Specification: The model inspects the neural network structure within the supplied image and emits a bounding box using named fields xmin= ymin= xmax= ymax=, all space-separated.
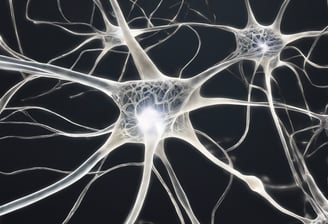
xmin=0 ymin=0 xmax=327 ymax=223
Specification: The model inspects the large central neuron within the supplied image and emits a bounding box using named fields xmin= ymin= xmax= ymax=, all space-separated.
xmin=237 ymin=26 xmax=283 ymax=58
xmin=114 ymin=80 xmax=187 ymax=140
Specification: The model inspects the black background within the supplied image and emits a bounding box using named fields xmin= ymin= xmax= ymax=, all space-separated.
xmin=0 ymin=0 xmax=327 ymax=223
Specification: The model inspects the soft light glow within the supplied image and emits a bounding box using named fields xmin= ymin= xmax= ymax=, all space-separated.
xmin=137 ymin=107 xmax=164 ymax=135
xmin=0 ymin=0 xmax=327 ymax=223
xmin=259 ymin=42 xmax=269 ymax=53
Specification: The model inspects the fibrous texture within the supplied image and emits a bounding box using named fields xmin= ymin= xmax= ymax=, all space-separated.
xmin=0 ymin=0 xmax=327 ymax=223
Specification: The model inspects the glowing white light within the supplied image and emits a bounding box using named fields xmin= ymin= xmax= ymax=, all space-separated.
xmin=137 ymin=107 xmax=164 ymax=135
xmin=259 ymin=42 xmax=269 ymax=53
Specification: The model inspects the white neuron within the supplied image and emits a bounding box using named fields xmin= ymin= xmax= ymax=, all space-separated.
xmin=0 ymin=0 xmax=327 ymax=224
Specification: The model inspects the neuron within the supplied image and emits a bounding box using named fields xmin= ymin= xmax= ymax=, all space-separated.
xmin=181 ymin=0 xmax=328 ymax=221
xmin=0 ymin=0 xmax=327 ymax=224
xmin=22 ymin=0 xmax=183 ymax=75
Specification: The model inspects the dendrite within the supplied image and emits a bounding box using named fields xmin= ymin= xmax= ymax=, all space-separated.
xmin=0 ymin=0 xmax=327 ymax=224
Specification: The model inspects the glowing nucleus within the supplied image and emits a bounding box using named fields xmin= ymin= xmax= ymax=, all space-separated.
xmin=0 ymin=0 xmax=327 ymax=223
xmin=115 ymin=80 xmax=186 ymax=141
xmin=237 ymin=26 xmax=284 ymax=58
xmin=137 ymin=107 xmax=164 ymax=136
xmin=259 ymin=42 xmax=269 ymax=54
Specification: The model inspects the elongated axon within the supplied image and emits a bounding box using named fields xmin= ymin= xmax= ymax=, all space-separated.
xmin=0 ymin=0 xmax=327 ymax=223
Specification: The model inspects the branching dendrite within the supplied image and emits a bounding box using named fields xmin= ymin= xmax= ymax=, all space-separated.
xmin=0 ymin=0 xmax=327 ymax=224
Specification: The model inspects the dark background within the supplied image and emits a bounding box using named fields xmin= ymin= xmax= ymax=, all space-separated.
xmin=0 ymin=0 xmax=327 ymax=223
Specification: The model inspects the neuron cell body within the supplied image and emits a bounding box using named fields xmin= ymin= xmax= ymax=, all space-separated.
xmin=113 ymin=79 xmax=188 ymax=141
xmin=101 ymin=27 xmax=124 ymax=47
xmin=237 ymin=25 xmax=284 ymax=58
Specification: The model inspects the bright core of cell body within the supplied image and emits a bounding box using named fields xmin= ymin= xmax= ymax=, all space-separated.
xmin=0 ymin=0 xmax=327 ymax=224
